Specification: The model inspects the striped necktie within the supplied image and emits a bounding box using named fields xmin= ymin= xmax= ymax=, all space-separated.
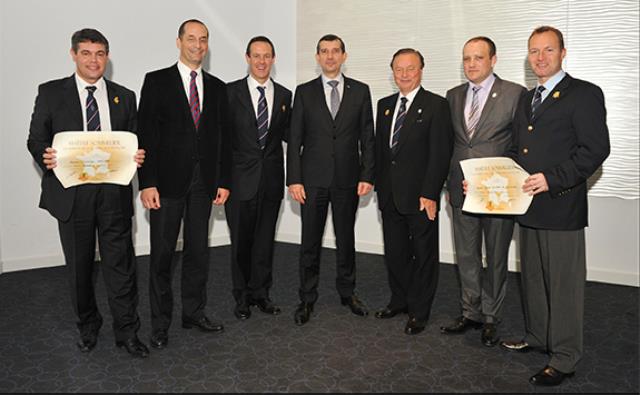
xmin=189 ymin=70 xmax=201 ymax=128
xmin=531 ymin=85 xmax=546 ymax=116
xmin=466 ymin=86 xmax=481 ymax=137
xmin=327 ymin=80 xmax=340 ymax=119
xmin=256 ymin=86 xmax=269 ymax=149
xmin=391 ymin=97 xmax=408 ymax=154
xmin=85 ymin=86 xmax=101 ymax=131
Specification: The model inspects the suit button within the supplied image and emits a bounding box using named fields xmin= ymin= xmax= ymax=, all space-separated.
xmin=333 ymin=136 xmax=336 ymax=140
xmin=391 ymin=160 xmax=396 ymax=165
xmin=528 ymin=125 xmax=533 ymax=132
xmin=523 ymin=148 xmax=528 ymax=154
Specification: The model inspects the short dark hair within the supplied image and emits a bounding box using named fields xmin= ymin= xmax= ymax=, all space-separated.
xmin=390 ymin=48 xmax=425 ymax=69
xmin=178 ymin=19 xmax=209 ymax=38
xmin=316 ymin=34 xmax=345 ymax=54
xmin=246 ymin=36 xmax=275 ymax=57
xmin=465 ymin=36 xmax=497 ymax=57
xmin=529 ymin=25 xmax=565 ymax=50
xmin=71 ymin=28 xmax=109 ymax=53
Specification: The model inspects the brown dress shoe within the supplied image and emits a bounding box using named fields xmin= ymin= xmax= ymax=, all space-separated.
xmin=529 ymin=365 xmax=574 ymax=386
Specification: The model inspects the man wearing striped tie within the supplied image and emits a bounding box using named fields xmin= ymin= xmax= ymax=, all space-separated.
xmin=225 ymin=36 xmax=292 ymax=320
xmin=27 ymin=28 xmax=149 ymax=357
xmin=137 ymin=19 xmax=231 ymax=350
xmin=440 ymin=37 xmax=525 ymax=346
xmin=374 ymin=49 xmax=453 ymax=335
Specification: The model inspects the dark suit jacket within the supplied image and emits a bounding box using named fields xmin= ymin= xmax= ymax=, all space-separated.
xmin=507 ymin=74 xmax=610 ymax=230
xmin=375 ymin=87 xmax=454 ymax=214
xmin=27 ymin=75 xmax=137 ymax=222
xmin=226 ymin=77 xmax=291 ymax=201
xmin=286 ymin=75 xmax=375 ymax=188
xmin=137 ymin=64 xmax=231 ymax=199
xmin=446 ymin=75 xmax=526 ymax=207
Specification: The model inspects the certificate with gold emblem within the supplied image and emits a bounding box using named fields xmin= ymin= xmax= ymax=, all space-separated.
xmin=460 ymin=157 xmax=532 ymax=215
xmin=51 ymin=131 xmax=138 ymax=188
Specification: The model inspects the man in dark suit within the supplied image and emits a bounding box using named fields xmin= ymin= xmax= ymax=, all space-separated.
xmin=137 ymin=19 xmax=231 ymax=349
xmin=287 ymin=34 xmax=375 ymax=326
xmin=374 ymin=48 xmax=453 ymax=335
xmin=501 ymin=26 xmax=610 ymax=386
xmin=225 ymin=36 xmax=291 ymax=320
xmin=440 ymin=37 xmax=525 ymax=346
xmin=27 ymin=28 xmax=149 ymax=357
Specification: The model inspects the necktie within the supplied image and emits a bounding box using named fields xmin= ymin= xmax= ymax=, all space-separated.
xmin=391 ymin=97 xmax=408 ymax=154
xmin=531 ymin=85 xmax=545 ymax=116
xmin=85 ymin=86 xmax=101 ymax=131
xmin=466 ymin=86 xmax=481 ymax=138
xmin=189 ymin=70 xmax=201 ymax=128
xmin=256 ymin=86 xmax=269 ymax=149
xmin=327 ymin=80 xmax=340 ymax=119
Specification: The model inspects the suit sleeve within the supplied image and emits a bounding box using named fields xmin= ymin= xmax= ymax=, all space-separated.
xmin=542 ymin=84 xmax=610 ymax=196
xmin=27 ymin=84 xmax=53 ymax=173
xmin=127 ymin=90 xmax=137 ymax=133
xmin=358 ymin=86 xmax=375 ymax=184
xmin=136 ymin=73 xmax=158 ymax=190
xmin=282 ymin=90 xmax=293 ymax=143
xmin=420 ymin=98 xmax=454 ymax=201
xmin=217 ymin=83 xmax=232 ymax=190
xmin=286 ymin=87 xmax=304 ymax=185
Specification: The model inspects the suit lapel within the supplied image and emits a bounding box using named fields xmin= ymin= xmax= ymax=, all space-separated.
xmin=313 ymin=76 xmax=335 ymax=124
xmin=62 ymin=76 xmax=83 ymax=131
xmin=171 ymin=65 xmax=194 ymax=125
xmin=457 ymin=84 xmax=469 ymax=140
xmin=471 ymin=76 xmax=501 ymax=141
xmin=104 ymin=79 xmax=123 ymax=130
xmin=532 ymin=74 xmax=571 ymax=121
xmin=237 ymin=77 xmax=256 ymax=120
xmin=333 ymin=75 xmax=353 ymax=125
xmin=394 ymin=88 xmax=424 ymax=156
xmin=379 ymin=93 xmax=397 ymax=153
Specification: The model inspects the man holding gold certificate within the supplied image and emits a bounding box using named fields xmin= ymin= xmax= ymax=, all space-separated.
xmin=27 ymin=29 xmax=148 ymax=358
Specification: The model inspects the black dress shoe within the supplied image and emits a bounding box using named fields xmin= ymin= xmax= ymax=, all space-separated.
xmin=374 ymin=306 xmax=408 ymax=319
xmin=294 ymin=302 xmax=313 ymax=326
xmin=149 ymin=330 xmax=168 ymax=349
xmin=76 ymin=332 xmax=98 ymax=353
xmin=340 ymin=295 xmax=369 ymax=317
xmin=182 ymin=316 xmax=224 ymax=333
xmin=529 ymin=365 xmax=574 ymax=386
xmin=440 ymin=316 xmax=483 ymax=334
xmin=481 ymin=323 xmax=500 ymax=347
xmin=500 ymin=339 xmax=531 ymax=353
xmin=116 ymin=336 xmax=150 ymax=358
xmin=252 ymin=298 xmax=281 ymax=315
xmin=234 ymin=302 xmax=251 ymax=320
xmin=404 ymin=317 xmax=426 ymax=335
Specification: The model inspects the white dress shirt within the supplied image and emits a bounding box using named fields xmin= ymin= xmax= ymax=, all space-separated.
xmin=389 ymin=85 xmax=420 ymax=147
xmin=177 ymin=60 xmax=203 ymax=111
xmin=247 ymin=75 xmax=274 ymax=127
xmin=75 ymin=73 xmax=112 ymax=131
xmin=321 ymin=73 xmax=345 ymax=113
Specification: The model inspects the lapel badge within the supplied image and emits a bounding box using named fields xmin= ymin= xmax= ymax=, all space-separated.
xmin=384 ymin=109 xmax=390 ymax=116
xmin=418 ymin=108 xmax=422 ymax=114
xmin=553 ymin=91 xmax=560 ymax=99
xmin=282 ymin=104 xmax=286 ymax=112
xmin=113 ymin=96 xmax=120 ymax=104
xmin=491 ymin=92 xmax=497 ymax=98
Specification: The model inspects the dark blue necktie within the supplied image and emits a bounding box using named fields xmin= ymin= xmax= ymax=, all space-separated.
xmin=391 ymin=97 xmax=408 ymax=154
xmin=531 ymin=85 xmax=546 ymax=116
xmin=85 ymin=86 xmax=101 ymax=131
xmin=256 ymin=86 xmax=269 ymax=149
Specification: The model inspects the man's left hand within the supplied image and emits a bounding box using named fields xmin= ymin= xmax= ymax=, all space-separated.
xmin=213 ymin=188 xmax=230 ymax=205
xmin=357 ymin=182 xmax=373 ymax=196
xmin=419 ymin=197 xmax=437 ymax=221
xmin=523 ymin=173 xmax=549 ymax=196
xmin=134 ymin=149 xmax=145 ymax=167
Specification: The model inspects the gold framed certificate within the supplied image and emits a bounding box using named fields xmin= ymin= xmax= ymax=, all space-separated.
xmin=460 ymin=157 xmax=532 ymax=215
xmin=51 ymin=131 xmax=138 ymax=188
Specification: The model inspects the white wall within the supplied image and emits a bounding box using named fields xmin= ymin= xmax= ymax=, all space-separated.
xmin=1 ymin=0 xmax=638 ymax=288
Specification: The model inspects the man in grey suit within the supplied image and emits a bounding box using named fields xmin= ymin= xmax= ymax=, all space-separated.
xmin=440 ymin=37 xmax=525 ymax=346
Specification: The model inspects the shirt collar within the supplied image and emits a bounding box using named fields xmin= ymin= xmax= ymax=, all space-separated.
xmin=399 ymin=85 xmax=421 ymax=103
xmin=247 ymin=74 xmax=273 ymax=91
xmin=321 ymin=73 xmax=344 ymax=87
xmin=468 ymin=73 xmax=496 ymax=91
xmin=177 ymin=60 xmax=202 ymax=78
xmin=75 ymin=73 xmax=106 ymax=93
xmin=538 ymin=69 xmax=566 ymax=92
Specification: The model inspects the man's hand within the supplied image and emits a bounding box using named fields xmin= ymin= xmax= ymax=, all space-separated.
xmin=523 ymin=173 xmax=549 ymax=196
xmin=140 ymin=187 xmax=161 ymax=209
xmin=43 ymin=147 xmax=57 ymax=169
xmin=419 ymin=197 xmax=437 ymax=221
xmin=357 ymin=182 xmax=373 ymax=196
xmin=134 ymin=149 xmax=146 ymax=167
xmin=462 ymin=179 xmax=469 ymax=195
xmin=288 ymin=183 xmax=306 ymax=204
xmin=213 ymin=188 xmax=230 ymax=205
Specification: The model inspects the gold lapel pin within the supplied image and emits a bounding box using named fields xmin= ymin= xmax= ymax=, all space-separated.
xmin=492 ymin=92 xmax=497 ymax=98
xmin=553 ymin=91 xmax=560 ymax=99
xmin=113 ymin=96 xmax=120 ymax=104
xmin=282 ymin=104 xmax=286 ymax=112
xmin=418 ymin=108 xmax=422 ymax=114
xmin=384 ymin=109 xmax=390 ymax=116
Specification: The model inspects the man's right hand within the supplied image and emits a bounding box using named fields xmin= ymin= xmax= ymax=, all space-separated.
xmin=462 ymin=180 xmax=469 ymax=195
xmin=43 ymin=147 xmax=57 ymax=169
xmin=288 ymin=184 xmax=306 ymax=204
xmin=141 ymin=187 xmax=161 ymax=209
